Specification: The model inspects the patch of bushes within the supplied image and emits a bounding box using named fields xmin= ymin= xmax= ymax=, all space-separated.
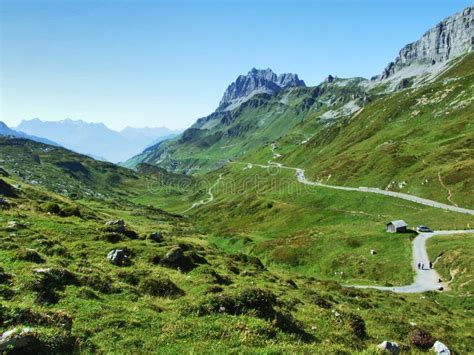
xmin=190 ymin=287 xmax=313 ymax=341
xmin=79 ymin=272 xmax=116 ymax=294
xmin=228 ymin=253 xmax=265 ymax=270
xmin=100 ymin=233 xmax=123 ymax=243
xmin=116 ymin=270 xmax=148 ymax=286
xmin=15 ymin=249 xmax=45 ymax=264
xmin=311 ymin=293 xmax=333 ymax=309
xmin=190 ymin=265 xmax=232 ymax=285
xmin=0 ymin=178 xmax=17 ymax=197
xmin=29 ymin=268 xmax=79 ymax=304
xmin=344 ymin=313 xmax=367 ymax=339
xmin=139 ymin=276 xmax=185 ymax=298
xmin=410 ymin=328 xmax=434 ymax=349
xmin=0 ymin=267 xmax=12 ymax=284
xmin=41 ymin=202 xmax=81 ymax=217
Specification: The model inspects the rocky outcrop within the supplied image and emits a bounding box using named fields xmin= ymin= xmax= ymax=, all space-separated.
xmin=379 ymin=6 xmax=473 ymax=80
xmin=218 ymin=68 xmax=305 ymax=111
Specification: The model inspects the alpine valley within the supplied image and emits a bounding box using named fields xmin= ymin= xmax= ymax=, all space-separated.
xmin=0 ymin=5 xmax=473 ymax=355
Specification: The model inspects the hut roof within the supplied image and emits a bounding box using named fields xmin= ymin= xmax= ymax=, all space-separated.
xmin=387 ymin=220 xmax=408 ymax=228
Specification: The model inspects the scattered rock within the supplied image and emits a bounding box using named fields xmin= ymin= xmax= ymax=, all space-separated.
xmin=148 ymin=232 xmax=164 ymax=243
xmin=433 ymin=340 xmax=451 ymax=354
xmin=0 ymin=327 xmax=37 ymax=352
xmin=326 ymin=74 xmax=335 ymax=83
xmin=161 ymin=247 xmax=207 ymax=272
xmin=163 ymin=247 xmax=183 ymax=263
xmin=105 ymin=219 xmax=126 ymax=233
xmin=107 ymin=249 xmax=131 ymax=266
xmin=7 ymin=221 xmax=27 ymax=230
xmin=371 ymin=249 xmax=377 ymax=255
xmin=377 ymin=340 xmax=400 ymax=354
xmin=0 ymin=178 xmax=17 ymax=197
xmin=0 ymin=197 xmax=10 ymax=209
xmin=104 ymin=219 xmax=138 ymax=239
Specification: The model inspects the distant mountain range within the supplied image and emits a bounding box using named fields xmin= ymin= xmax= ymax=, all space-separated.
xmin=0 ymin=121 xmax=59 ymax=146
xmin=15 ymin=118 xmax=182 ymax=163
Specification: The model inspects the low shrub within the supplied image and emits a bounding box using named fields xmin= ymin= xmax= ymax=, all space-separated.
xmin=410 ymin=328 xmax=434 ymax=349
xmin=139 ymin=276 xmax=185 ymax=298
xmin=15 ymin=249 xmax=45 ymax=264
xmin=345 ymin=313 xmax=367 ymax=339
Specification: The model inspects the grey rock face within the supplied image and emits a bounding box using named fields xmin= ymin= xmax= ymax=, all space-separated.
xmin=218 ymin=68 xmax=305 ymax=111
xmin=107 ymin=249 xmax=131 ymax=266
xmin=380 ymin=6 xmax=473 ymax=80
xmin=0 ymin=328 xmax=37 ymax=352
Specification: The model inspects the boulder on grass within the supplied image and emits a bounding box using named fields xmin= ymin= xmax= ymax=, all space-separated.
xmin=433 ymin=341 xmax=450 ymax=355
xmin=0 ymin=327 xmax=38 ymax=352
xmin=107 ymin=249 xmax=131 ymax=266
xmin=0 ymin=197 xmax=10 ymax=209
xmin=377 ymin=340 xmax=400 ymax=354
xmin=161 ymin=246 xmax=206 ymax=272
xmin=7 ymin=221 xmax=27 ymax=230
xmin=148 ymin=232 xmax=164 ymax=243
xmin=105 ymin=219 xmax=125 ymax=233
xmin=0 ymin=179 xmax=17 ymax=197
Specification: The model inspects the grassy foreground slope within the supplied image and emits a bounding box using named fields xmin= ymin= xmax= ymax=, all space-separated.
xmin=1 ymin=168 xmax=473 ymax=353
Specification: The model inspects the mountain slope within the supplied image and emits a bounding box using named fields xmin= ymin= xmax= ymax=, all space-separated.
xmin=125 ymin=77 xmax=369 ymax=173
xmin=16 ymin=118 xmax=180 ymax=163
xmin=127 ymin=6 xmax=473 ymax=202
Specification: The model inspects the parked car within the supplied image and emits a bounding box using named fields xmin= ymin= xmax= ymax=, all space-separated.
xmin=416 ymin=225 xmax=433 ymax=233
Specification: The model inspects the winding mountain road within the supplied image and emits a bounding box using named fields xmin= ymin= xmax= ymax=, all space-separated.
xmin=239 ymin=161 xmax=474 ymax=215
xmin=348 ymin=230 xmax=474 ymax=293
xmin=182 ymin=174 xmax=223 ymax=214
xmin=295 ymin=168 xmax=474 ymax=215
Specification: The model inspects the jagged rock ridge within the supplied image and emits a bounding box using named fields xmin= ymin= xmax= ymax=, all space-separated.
xmin=218 ymin=68 xmax=305 ymax=111
xmin=378 ymin=5 xmax=473 ymax=81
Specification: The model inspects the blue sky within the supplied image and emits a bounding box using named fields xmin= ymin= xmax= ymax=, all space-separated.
xmin=1 ymin=0 xmax=471 ymax=130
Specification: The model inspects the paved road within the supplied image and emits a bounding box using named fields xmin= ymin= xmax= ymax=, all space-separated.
xmin=182 ymin=174 xmax=222 ymax=213
xmin=239 ymin=161 xmax=474 ymax=215
xmin=348 ymin=230 xmax=474 ymax=293
xmin=294 ymin=168 xmax=474 ymax=215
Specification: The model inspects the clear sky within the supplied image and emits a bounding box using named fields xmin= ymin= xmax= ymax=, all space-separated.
xmin=1 ymin=0 xmax=471 ymax=130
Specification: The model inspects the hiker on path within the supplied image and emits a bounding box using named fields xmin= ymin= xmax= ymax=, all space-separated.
xmin=429 ymin=261 xmax=433 ymax=269
xmin=417 ymin=263 xmax=421 ymax=270
xmin=421 ymin=263 xmax=424 ymax=270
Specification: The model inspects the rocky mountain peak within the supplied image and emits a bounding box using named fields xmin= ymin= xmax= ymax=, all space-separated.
xmin=378 ymin=5 xmax=473 ymax=81
xmin=218 ymin=68 xmax=305 ymax=111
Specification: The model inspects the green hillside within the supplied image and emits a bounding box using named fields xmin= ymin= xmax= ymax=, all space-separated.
xmin=124 ymin=78 xmax=369 ymax=174
xmin=1 ymin=140 xmax=473 ymax=353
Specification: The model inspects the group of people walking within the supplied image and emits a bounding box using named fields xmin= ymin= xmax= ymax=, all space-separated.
xmin=417 ymin=261 xmax=433 ymax=270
